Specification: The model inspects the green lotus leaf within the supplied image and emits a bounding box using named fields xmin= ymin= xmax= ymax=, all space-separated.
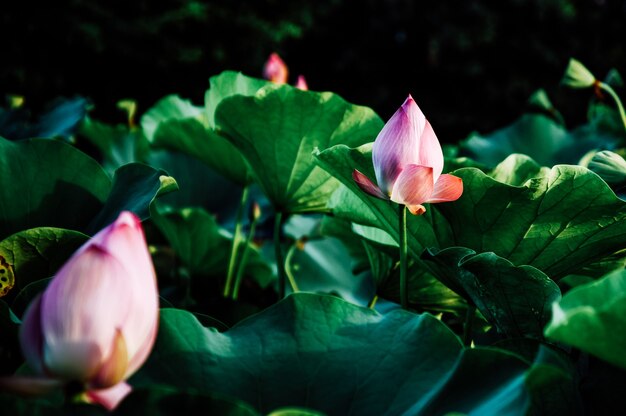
xmin=143 ymin=94 xmax=252 ymax=186
xmin=314 ymin=145 xmax=626 ymax=281
xmin=0 ymin=137 xmax=176 ymax=240
xmin=544 ymin=268 xmax=626 ymax=369
xmin=152 ymin=207 xmax=273 ymax=288
xmin=422 ymin=248 xmax=561 ymax=338
xmin=0 ymin=228 xmax=88 ymax=301
xmin=216 ymin=85 xmax=383 ymax=213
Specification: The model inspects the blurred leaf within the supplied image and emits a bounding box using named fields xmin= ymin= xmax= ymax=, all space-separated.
xmin=216 ymin=85 xmax=383 ymax=213
xmin=37 ymin=97 xmax=89 ymax=140
xmin=489 ymin=154 xmax=549 ymax=186
xmin=0 ymin=137 xmax=109 ymax=240
xmin=0 ymin=228 xmax=87 ymax=301
xmin=152 ymin=207 xmax=273 ymax=288
xmin=87 ymin=163 xmax=178 ymax=234
xmin=143 ymin=94 xmax=252 ymax=186
xmin=460 ymin=114 xmax=569 ymax=167
xmin=545 ymin=268 xmax=626 ymax=369
xmin=205 ymin=71 xmax=271 ymax=128
xmin=408 ymin=348 xmax=530 ymax=416
xmin=116 ymin=386 xmax=258 ymax=416
xmin=78 ymin=117 xmax=145 ymax=174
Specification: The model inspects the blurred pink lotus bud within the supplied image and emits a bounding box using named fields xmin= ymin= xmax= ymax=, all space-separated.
xmin=353 ymin=95 xmax=463 ymax=215
xmin=15 ymin=211 xmax=159 ymax=410
xmin=295 ymin=75 xmax=308 ymax=90
xmin=263 ymin=53 xmax=289 ymax=84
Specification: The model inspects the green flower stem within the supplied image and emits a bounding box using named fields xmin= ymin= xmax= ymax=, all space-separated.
xmin=599 ymin=82 xmax=626 ymax=134
xmin=399 ymin=204 xmax=408 ymax=309
xmin=275 ymin=211 xmax=287 ymax=299
xmin=223 ymin=185 xmax=249 ymax=298
xmin=284 ymin=242 xmax=301 ymax=293
xmin=231 ymin=214 xmax=260 ymax=300
xmin=463 ymin=304 xmax=477 ymax=347
xmin=368 ymin=294 xmax=379 ymax=310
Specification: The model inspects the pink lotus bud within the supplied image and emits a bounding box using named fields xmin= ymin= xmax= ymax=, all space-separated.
xmin=353 ymin=95 xmax=463 ymax=215
xmin=295 ymin=75 xmax=308 ymax=90
xmin=16 ymin=211 xmax=159 ymax=410
xmin=263 ymin=53 xmax=289 ymax=84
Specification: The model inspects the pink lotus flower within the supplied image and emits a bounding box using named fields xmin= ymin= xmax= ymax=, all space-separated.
xmin=353 ymin=95 xmax=463 ymax=215
xmin=6 ymin=212 xmax=159 ymax=410
xmin=295 ymin=75 xmax=308 ymax=90
xmin=263 ymin=53 xmax=289 ymax=84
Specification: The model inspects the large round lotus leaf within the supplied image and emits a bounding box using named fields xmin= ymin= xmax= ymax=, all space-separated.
xmin=215 ymin=85 xmax=383 ymax=213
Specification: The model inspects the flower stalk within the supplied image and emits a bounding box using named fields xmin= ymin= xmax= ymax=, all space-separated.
xmin=223 ymin=185 xmax=249 ymax=298
xmin=399 ymin=204 xmax=408 ymax=309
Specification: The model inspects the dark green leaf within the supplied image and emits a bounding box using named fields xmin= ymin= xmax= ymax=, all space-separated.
xmin=87 ymin=163 xmax=177 ymax=233
xmin=133 ymin=296 xmax=463 ymax=415
xmin=0 ymin=137 xmax=109 ymax=240
xmin=116 ymin=386 xmax=258 ymax=416
xmin=0 ymin=228 xmax=88 ymax=301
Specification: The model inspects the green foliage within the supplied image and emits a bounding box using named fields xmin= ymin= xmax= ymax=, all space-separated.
xmin=315 ymin=146 xmax=626 ymax=281
xmin=133 ymin=296 xmax=571 ymax=415
xmin=216 ymin=85 xmax=383 ymax=213
xmin=545 ymin=268 xmax=626 ymax=369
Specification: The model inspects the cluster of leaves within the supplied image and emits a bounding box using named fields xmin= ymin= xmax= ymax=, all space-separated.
xmin=1 ymin=66 xmax=626 ymax=415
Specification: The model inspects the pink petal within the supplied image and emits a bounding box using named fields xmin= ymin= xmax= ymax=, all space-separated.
xmin=19 ymin=294 xmax=45 ymax=374
xmin=390 ymin=164 xmax=434 ymax=207
xmin=407 ymin=205 xmax=427 ymax=216
xmin=0 ymin=376 xmax=62 ymax=396
xmin=352 ymin=169 xmax=389 ymax=200
xmin=86 ymin=382 xmax=132 ymax=411
xmin=263 ymin=53 xmax=288 ymax=84
xmin=295 ymin=75 xmax=308 ymax=90
xmin=41 ymin=245 xmax=133 ymax=381
xmin=372 ymin=96 xmax=426 ymax=194
xmin=86 ymin=212 xmax=159 ymax=375
xmin=426 ymin=174 xmax=464 ymax=203
xmin=417 ymin=120 xmax=444 ymax=182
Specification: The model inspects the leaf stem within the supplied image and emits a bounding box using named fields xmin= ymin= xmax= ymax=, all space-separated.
xmin=231 ymin=214 xmax=260 ymax=300
xmin=368 ymin=294 xmax=379 ymax=310
xmin=463 ymin=304 xmax=477 ymax=347
xmin=223 ymin=185 xmax=249 ymax=298
xmin=275 ymin=211 xmax=286 ymax=298
xmin=284 ymin=242 xmax=301 ymax=293
xmin=599 ymin=82 xmax=626 ymax=134
xmin=399 ymin=204 xmax=408 ymax=309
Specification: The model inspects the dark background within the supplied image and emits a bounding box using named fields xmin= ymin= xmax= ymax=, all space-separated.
xmin=2 ymin=0 xmax=625 ymax=143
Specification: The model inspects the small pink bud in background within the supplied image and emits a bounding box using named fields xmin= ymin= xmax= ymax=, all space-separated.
xmin=12 ymin=211 xmax=159 ymax=410
xmin=263 ymin=53 xmax=289 ymax=84
xmin=295 ymin=75 xmax=308 ymax=90
xmin=353 ymin=95 xmax=463 ymax=215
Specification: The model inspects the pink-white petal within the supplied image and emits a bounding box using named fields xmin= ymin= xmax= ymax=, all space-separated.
xmin=407 ymin=205 xmax=427 ymax=216
xmin=41 ymin=246 xmax=133 ymax=381
xmin=417 ymin=120 xmax=444 ymax=182
xmin=86 ymin=212 xmax=159 ymax=375
xmin=372 ymin=96 xmax=424 ymax=194
xmin=426 ymin=174 xmax=464 ymax=203
xmin=295 ymin=75 xmax=308 ymax=90
xmin=263 ymin=53 xmax=288 ymax=84
xmin=390 ymin=164 xmax=434 ymax=207
xmin=86 ymin=381 xmax=132 ymax=411
xmin=352 ymin=169 xmax=389 ymax=200
xmin=19 ymin=294 xmax=45 ymax=374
